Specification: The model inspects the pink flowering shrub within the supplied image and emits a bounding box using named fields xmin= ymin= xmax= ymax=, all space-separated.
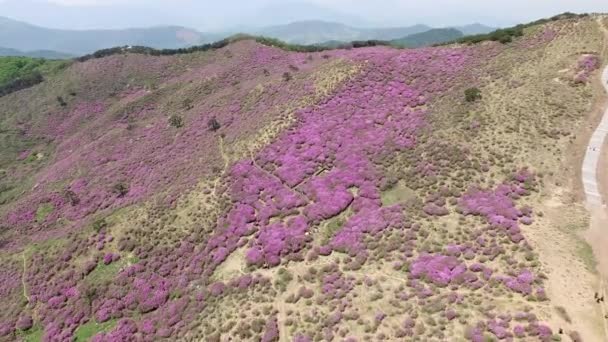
xmin=131 ymin=274 xmax=171 ymax=313
xmin=15 ymin=315 xmax=33 ymax=331
xmin=503 ymin=269 xmax=535 ymax=295
xmin=17 ymin=150 xmax=32 ymax=161
xmin=573 ymin=54 xmax=600 ymax=84
xmin=261 ymin=316 xmax=279 ymax=342
xmin=0 ymin=321 xmax=13 ymax=336
xmin=246 ymin=216 xmax=310 ymax=267
xmin=410 ymin=254 xmax=466 ymax=286
xmin=459 ymin=170 xmax=534 ymax=243
xmin=321 ymin=272 xmax=354 ymax=299
xmin=331 ymin=205 xmax=404 ymax=256
xmin=201 ymin=42 xmax=482 ymax=277
xmin=293 ymin=334 xmax=312 ymax=342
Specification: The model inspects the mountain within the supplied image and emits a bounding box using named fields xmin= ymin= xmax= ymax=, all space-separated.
xmin=0 ymin=47 xmax=73 ymax=59
xmin=256 ymin=21 xmax=363 ymax=45
xmin=0 ymin=12 xmax=604 ymax=342
xmin=0 ymin=16 xmax=219 ymax=56
xmin=454 ymin=23 xmax=496 ymax=35
xmin=241 ymin=2 xmax=370 ymax=28
xmin=362 ymin=24 xmax=434 ymax=40
xmin=0 ymin=16 xmax=493 ymax=56
xmin=317 ymin=28 xmax=465 ymax=49
xmin=390 ymin=28 xmax=465 ymax=48
xmin=256 ymin=20 xmax=432 ymax=44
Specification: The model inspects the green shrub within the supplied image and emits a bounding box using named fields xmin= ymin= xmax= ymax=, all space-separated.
xmin=0 ymin=71 xmax=43 ymax=97
xmin=92 ymin=218 xmax=107 ymax=232
xmin=57 ymin=96 xmax=67 ymax=107
xmin=0 ymin=57 xmax=66 ymax=97
xmin=112 ymin=182 xmax=129 ymax=197
xmin=465 ymin=87 xmax=482 ymax=102
xmin=208 ymin=117 xmax=221 ymax=131
xmin=35 ymin=203 xmax=54 ymax=223
xmin=169 ymin=115 xmax=184 ymax=128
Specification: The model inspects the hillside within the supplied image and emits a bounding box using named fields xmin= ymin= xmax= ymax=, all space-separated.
xmin=0 ymin=13 xmax=607 ymax=342
xmin=0 ymin=16 xmax=217 ymax=56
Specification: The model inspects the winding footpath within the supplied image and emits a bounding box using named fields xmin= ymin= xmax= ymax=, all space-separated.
xmin=582 ymin=64 xmax=608 ymax=207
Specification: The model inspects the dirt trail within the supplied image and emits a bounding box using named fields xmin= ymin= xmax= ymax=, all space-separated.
xmin=582 ymin=16 xmax=608 ymax=340
xmin=581 ymin=62 xmax=608 ymax=205
xmin=212 ymin=135 xmax=229 ymax=195
xmin=22 ymin=252 xmax=29 ymax=304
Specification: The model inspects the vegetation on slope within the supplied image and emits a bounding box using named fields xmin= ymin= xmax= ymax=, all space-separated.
xmin=0 ymin=47 xmax=74 ymax=59
xmin=76 ymin=35 xmax=392 ymax=62
xmin=449 ymin=12 xmax=590 ymax=45
xmin=0 ymin=56 xmax=67 ymax=97
xmin=390 ymin=28 xmax=464 ymax=48
xmin=76 ymin=12 xmax=589 ymax=65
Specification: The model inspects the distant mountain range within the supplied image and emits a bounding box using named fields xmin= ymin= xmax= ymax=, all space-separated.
xmin=254 ymin=21 xmax=434 ymax=45
xmin=0 ymin=16 xmax=496 ymax=57
xmin=0 ymin=17 xmax=223 ymax=56
xmin=254 ymin=20 xmax=494 ymax=45
xmin=457 ymin=23 xmax=498 ymax=35
xmin=0 ymin=47 xmax=73 ymax=59
xmin=390 ymin=28 xmax=465 ymax=48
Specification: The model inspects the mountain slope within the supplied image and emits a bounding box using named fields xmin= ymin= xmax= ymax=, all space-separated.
xmin=0 ymin=14 xmax=606 ymax=342
xmin=454 ymin=23 xmax=496 ymax=35
xmin=0 ymin=16 xmax=216 ymax=56
xmin=391 ymin=28 xmax=465 ymax=47
xmin=256 ymin=20 xmax=363 ymax=44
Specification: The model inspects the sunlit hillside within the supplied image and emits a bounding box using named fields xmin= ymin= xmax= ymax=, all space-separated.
xmin=0 ymin=13 xmax=606 ymax=342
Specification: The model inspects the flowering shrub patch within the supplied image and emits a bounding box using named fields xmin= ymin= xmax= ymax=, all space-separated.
xmin=573 ymin=54 xmax=600 ymax=84
xmin=0 ymin=17 xmax=582 ymax=339
xmin=410 ymin=254 xmax=467 ymax=286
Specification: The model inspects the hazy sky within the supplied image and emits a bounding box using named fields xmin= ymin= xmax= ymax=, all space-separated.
xmin=1 ymin=0 xmax=607 ymax=31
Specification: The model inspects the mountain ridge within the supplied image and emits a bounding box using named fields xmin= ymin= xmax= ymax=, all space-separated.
xmin=0 ymin=16 xmax=495 ymax=56
xmin=0 ymin=16 xmax=220 ymax=55
xmin=0 ymin=46 xmax=73 ymax=59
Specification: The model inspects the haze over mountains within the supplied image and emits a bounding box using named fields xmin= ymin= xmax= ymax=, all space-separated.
xmin=0 ymin=47 xmax=73 ymax=59
xmin=0 ymin=16 xmax=495 ymax=58
xmin=253 ymin=21 xmax=494 ymax=45
xmin=0 ymin=16 xmax=221 ymax=57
